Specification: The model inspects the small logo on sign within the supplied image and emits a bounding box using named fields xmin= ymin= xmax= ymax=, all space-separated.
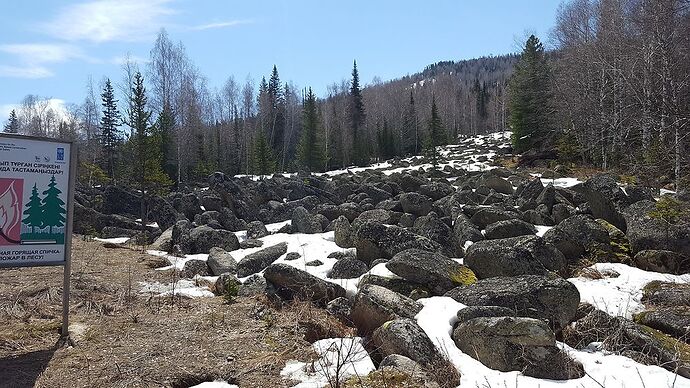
xmin=57 ymin=148 xmax=64 ymax=161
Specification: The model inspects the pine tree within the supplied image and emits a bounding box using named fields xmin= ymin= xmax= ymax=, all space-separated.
xmin=425 ymin=96 xmax=446 ymax=168
xmin=99 ymin=79 xmax=122 ymax=180
xmin=3 ymin=109 xmax=19 ymax=133
xmin=22 ymin=184 xmax=42 ymax=233
xmin=252 ymin=130 xmax=276 ymax=177
xmin=297 ymin=87 xmax=325 ymax=172
xmin=348 ymin=60 xmax=368 ymax=166
xmin=125 ymin=72 xmax=171 ymax=225
xmin=509 ymin=35 xmax=552 ymax=153
xmin=40 ymin=176 xmax=66 ymax=234
xmin=401 ymin=92 xmax=418 ymax=155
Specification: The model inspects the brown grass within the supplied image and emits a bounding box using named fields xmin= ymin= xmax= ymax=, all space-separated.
xmin=0 ymin=237 xmax=314 ymax=388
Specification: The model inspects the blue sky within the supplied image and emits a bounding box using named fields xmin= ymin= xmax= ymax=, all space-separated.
xmin=0 ymin=0 xmax=562 ymax=123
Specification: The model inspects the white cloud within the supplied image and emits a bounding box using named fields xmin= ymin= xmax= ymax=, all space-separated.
xmin=0 ymin=99 xmax=69 ymax=124
xmin=0 ymin=65 xmax=53 ymax=79
xmin=0 ymin=44 xmax=84 ymax=64
xmin=191 ymin=20 xmax=253 ymax=31
xmin=42 ymin=0 xmax=175 ymax=43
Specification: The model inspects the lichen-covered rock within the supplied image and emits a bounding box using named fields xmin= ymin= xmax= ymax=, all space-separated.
xmin=328 ymin=257 xmax=369 ymax=279
xmin=464 ymin=235 xmax=566 ymax=278
xmin=445 ymin=275 xmax=580 ymax=330
xmin=400 ymin=192 xmax=432 ymax=216
xmin=180 ymin=259 xmax=210 ymax=278
xmin=354 ymin=221 xmax=441 ymax=265
xmin=236 ymin=242 xmax=288 ymax=277
xmin=207 ymin=247 xmax=238 ymax=275
xmin=351 ymin=285 xmax=422 ymax=334
xmin=452 ymin=316 xmax=584 ymax=380
xmin=291 ymin=206 xmax=323 ymax=234
xmin=372 ymin=318 xmax=442 ymax=365
xmin=484 ymin=219 xmax=537 ymax=240
xmin=246 ymin=220 xmax=269 ymax=239
xmin=634 ymin=250 xmax=690 ymax=274
xmin=386 ymin=249 xmax=476 ymax=295
xmin=470 ymin=208 xmax=521 ymax=229
xmin=187 ymin=225 xmax=240 ymax=254
xmin=263 ymin=263 xmax=346 ymax=305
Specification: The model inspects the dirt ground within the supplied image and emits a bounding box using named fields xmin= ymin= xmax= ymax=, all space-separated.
xmin=0 ymin=237 xmax=316 ymax=388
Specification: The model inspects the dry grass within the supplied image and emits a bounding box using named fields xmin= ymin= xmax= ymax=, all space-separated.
xmin=0 ymin=237 xmax=314 ymax=388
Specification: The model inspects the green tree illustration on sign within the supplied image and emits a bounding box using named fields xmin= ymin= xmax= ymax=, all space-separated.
xmin=40 ymin=176 xmax=66 ymax=234
xmin=22 ymin=184 xmax=43 ymax=233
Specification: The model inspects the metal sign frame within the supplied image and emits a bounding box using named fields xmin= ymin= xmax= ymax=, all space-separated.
xmin=0 ymin=133 xmax=77 ymax=339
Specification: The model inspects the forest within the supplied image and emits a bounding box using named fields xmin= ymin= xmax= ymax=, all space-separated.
xmin=2 ymin=0 xmax=689 ymax=194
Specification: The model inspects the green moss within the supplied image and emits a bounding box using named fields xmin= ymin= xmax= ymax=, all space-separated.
xmin=648 ymin=196 xmax=690 ymax=225
xmin=449 ymin=266 xmax=477 ymax=286
xmin=638 ymin=324 xmax=690 ymax=362
xmin=643 ymin=280 xmax=664 ymax=296
xmin=633 ymin=311 xmax=648 ymax=324
xmin=593 ymin=219 xmax=632 ymax=264
xmin=345 ymin=369 xmax=418 ymax=387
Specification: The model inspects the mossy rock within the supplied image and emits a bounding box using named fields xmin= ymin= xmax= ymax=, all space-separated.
xmin=589 ymin=219 xmax=632 ymax=264
xmin=448 ymin=266 xmax=477 ymax=286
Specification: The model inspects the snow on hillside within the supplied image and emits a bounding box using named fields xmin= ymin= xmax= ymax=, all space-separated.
xmin=126 ymin=131 xmax=690 ymax=387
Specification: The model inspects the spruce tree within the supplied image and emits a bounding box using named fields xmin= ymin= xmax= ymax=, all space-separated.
xmin=40 ymin=176 xmax=67 ymax=235
xmin=297 ymin=87 xmax=325 ymax=172
xmin=377 ymin=117 xmax=395 ymax=159
xmin=3 ymin=109 xmax=19 ymax=133
xmin=509 ymin=35 xmax=552 ymax=153
xmin=99 ymin=79 xmax=121 ymax=180
xmin=153 ymin=102 xmax=176 ymax=181
xmin=252 ymin=130 xmax=276 ymax=177
xmin=22 ymin=184 xmax=42 ymax=233
xmin=425 ymin=97 xmax=446 ymax=169
xmin=267 ymin=65 xmax=286 ymax=160
xmin=126 ymin=72 xmax=171 ymax=225
xmin=348 ymin=60 xmax=367 ymax=166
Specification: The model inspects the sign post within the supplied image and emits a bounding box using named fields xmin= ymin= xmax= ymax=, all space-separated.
xmin=0 ymin=134 xmax=76 ymax=340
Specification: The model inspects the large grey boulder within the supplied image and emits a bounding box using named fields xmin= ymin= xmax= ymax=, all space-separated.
xmin=291 ymin=206 xmax=323 ymax=234
xmin=181 ymin=259 xmax=211 ymax=278
xmin=246 ymin=220 xmax=269 ymax=239
xmin=413 ymin=212 xmax=458 ymax=256
xmin=263 ymin=263 xmax=346 ymax=305
xmin=400 ymin=192 xmax=432 ymax=216
xmin=479 ymin=174 xmax=514 ymax=195
xmin=453 ymin=214 xmax=484 ymax=246
xmin=354 ymin=222 xmax=441 ymax=265
xmin=372 ymin=318 xmax=442 ymax=365
xmin=557 ymin=214 xmax=610 ymax=248
xmin=419 ymin=182 xmax=454 ymax=201
xmin=572 ymin=174 xmax=627 ymax=231
xmin=445 ymin=275 xmax=580 ymax=330
xmin=236 ymin=242 xmax=288 ymax=277
xmin=386 ymin=249 xmax=476 ymax=295
xmin=187 ymin=225 xmax=240 ymax=254
xmin=484 ymin=219 xmax=537 ymax=240
xmin=452 ymin=315 xmax=583 ymax=380
xmin=542 ymin=226 xmax=585 ymax=262
xmin=207 ymin=247 xmax=238 ymax=275
xmin=624 ymin=200 xmax=690 ymax=258
xmin=350 ymin=285 xmax=422 ymax=334
xmin=332 ymin=215 xmax=353 ymax=248
xmin=635 ymin=307 xmax=690 ymax=340
xmin=470 ymin=208 xmax=520 ymax=229
xmin=464 ymin=235 xmax=566 ymax=278
xmin=328 ymin=257 xmax=368 ymax=279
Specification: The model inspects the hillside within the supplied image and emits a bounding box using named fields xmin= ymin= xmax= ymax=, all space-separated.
xmin=2 ymin=131 xmax=690 ymax=387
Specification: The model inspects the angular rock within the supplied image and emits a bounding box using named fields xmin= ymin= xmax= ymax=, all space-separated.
xmin=246 ymin=220 xmax=269 ymax=239
xmin=464 ymin=235 xmax=566 ymax=278
xmin=372 ymin=318 xmax=442 ymax=365
xmin=624 ymin=200 xmax=690 ymax=258
xmin=452 ymin=316 xmax=583 ymax=379
xmin=263 ymin=263 xmax=346 ymax=305
xmin=236 ymin=242 xmax=288 ymax=277
xmin=445 ymin=275 xmax=580 ymax=330
xmin=207 ymin=247 xmax=238 ymax=275
xmin=479 ymin=174 xmax=514 ymax=195
xmin=187 ymin=225 xmax=240 ymax=254
xmin=354 ymin=222 xmax=441 ymax=265
xmin=328 ymin=257 xmax=369 ymax=279
xmin=291 ymin=206 xmax=323 ymax=234
xmin=181 ymin=259 xmax=210 ymax=278
xmin=386 ymin=249 xmax=476 ymax=295
xmin=470 ymin=208 xmax=520 ymax=229
xmin=483 ymin=219 xmax=537 ymax=240
xmin=400 ymin=192 xmax=432 ymax=216
xmin=351 ymin=285 xmax=423 ymax=334
xmin=634 ymin=250 xmax=690 ymax=274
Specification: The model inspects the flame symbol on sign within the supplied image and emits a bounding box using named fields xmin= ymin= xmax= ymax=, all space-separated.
xmin=0 ymin=181 xmax=20 ymax=242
